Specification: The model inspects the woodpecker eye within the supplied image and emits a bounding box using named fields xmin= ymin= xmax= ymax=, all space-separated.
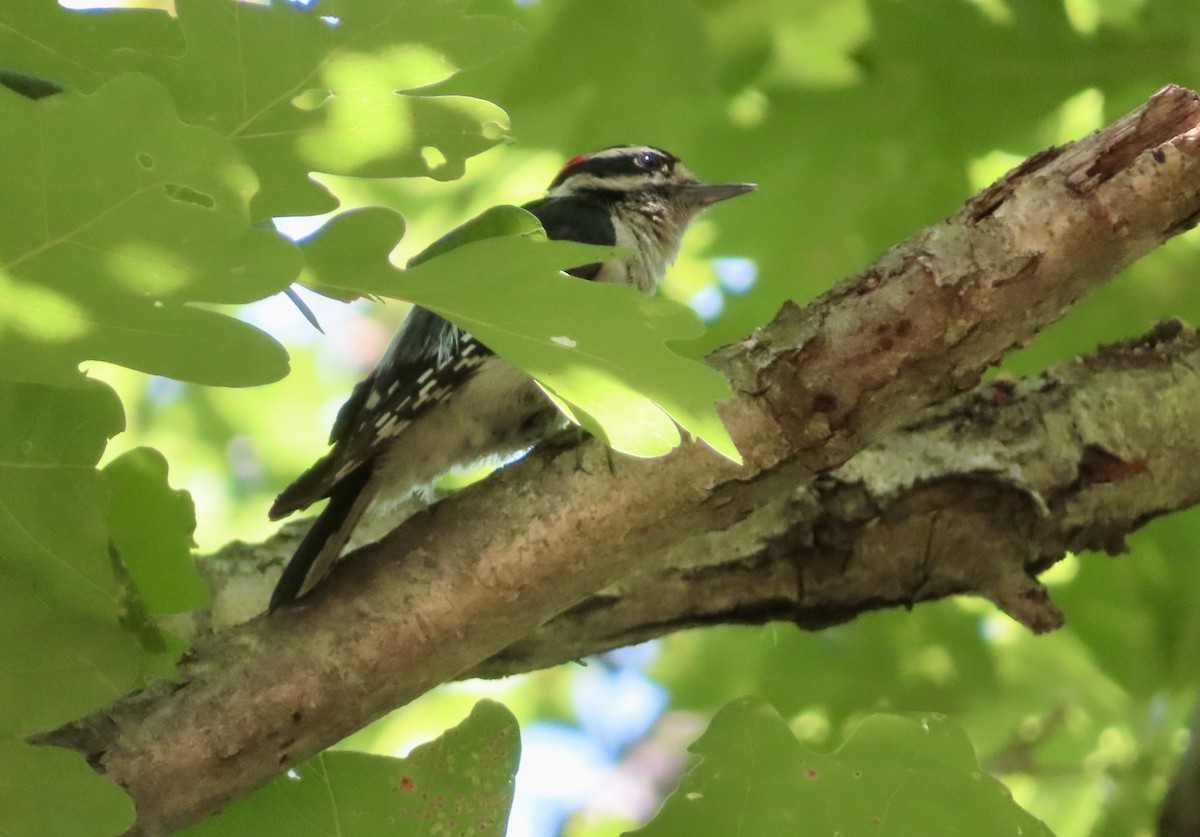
xmin=635 ymin=151 xmax=662 ymax=170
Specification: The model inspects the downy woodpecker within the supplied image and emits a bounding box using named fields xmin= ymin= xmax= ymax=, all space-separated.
xmin=268 ymin=146 xmax=755 ymax=610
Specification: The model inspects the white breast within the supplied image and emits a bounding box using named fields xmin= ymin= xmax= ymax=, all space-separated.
xmin=602 ymin=216 xmax=681 ymax=294
xmin=361 ymin=356 xmax=555 ymax=526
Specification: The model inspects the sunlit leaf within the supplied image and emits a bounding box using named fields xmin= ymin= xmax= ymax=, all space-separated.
xmin=0 ymin=74 xmax=295 ymax=387
xmin=0 ymin=1 xmax=520 ymax=218
xmin=634 ymin=696 xmax=1053 ymax=837
xmin=105 ymin=447 xmax=206 ymax=615
xmin=301 ymin=206 xmax=740 ymax=461
xmin=160 ymin=0 xmax=520 ymax=216
xmin=0 ymin=380 xmax=172 ymax=734
xmin=181 ymin=699 xmax=520 ymax=836
xmin=0 ymin=736 xmax=135 ymax=837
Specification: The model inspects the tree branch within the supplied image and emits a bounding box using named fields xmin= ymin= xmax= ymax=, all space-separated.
xmin=195 ymin=320 xmax=1200 ymax=672
xmin=38 ymin=85 xmax=1200 ymax=835
xmin=470 ymin=320 xmax=1200 ymax=675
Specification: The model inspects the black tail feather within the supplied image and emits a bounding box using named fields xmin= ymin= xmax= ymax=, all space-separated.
xmin=269 ymin=463 xmax=374 ymax=612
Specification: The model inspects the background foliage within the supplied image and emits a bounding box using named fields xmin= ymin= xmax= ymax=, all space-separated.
xmin=2 ymin=0 xmax=1200 ymax=835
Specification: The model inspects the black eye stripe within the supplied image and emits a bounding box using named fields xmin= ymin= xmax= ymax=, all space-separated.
xmin=549 ymin=156 xmax=642 ymax=187
xmin=549 ymin=148 xmax=678 ymax=188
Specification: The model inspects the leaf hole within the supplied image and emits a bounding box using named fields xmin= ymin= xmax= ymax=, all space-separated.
xmin=164 ymin=184 xmax=215 ymax=209
xmin=421 ymin=145 xmax=447 ymax=170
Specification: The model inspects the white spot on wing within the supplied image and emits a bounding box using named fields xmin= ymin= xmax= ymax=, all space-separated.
xmin=453 ymin=355 xmax=485 ymax=372
xmin=379 ymin=416 xmax=410 ymax=438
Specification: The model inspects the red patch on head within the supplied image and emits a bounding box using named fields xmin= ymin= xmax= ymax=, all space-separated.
xmin=556 ymin=154 xmax=588 ymax=181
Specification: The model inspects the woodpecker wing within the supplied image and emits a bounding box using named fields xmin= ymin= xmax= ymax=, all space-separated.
xmin=269 ymin=309 xmax=490 ymax=519
xmin=270 ymin=194 xmax=617 ymax=520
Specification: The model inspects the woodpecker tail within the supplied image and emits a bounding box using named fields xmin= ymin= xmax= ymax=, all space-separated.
xmin=268 ymin=463 xmax=375 ymax=612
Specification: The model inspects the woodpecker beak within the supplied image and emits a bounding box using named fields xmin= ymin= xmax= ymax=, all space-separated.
xmin=676 ymin=181 xmax=757 ymax=206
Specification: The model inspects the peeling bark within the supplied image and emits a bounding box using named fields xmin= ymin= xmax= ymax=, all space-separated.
xmin=34 ymin=85 xmax=1200 ymax=835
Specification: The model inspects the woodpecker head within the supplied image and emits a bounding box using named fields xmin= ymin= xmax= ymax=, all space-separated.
xmin=547 ymin=145 xmax=755 ymax=212
xmin=543 ymin=146 xmax=755 ymax=291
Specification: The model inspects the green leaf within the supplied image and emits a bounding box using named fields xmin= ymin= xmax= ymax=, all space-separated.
xmin=0 ymin=380 xmax=121 ymax=618
xmin=0 ymin=2 xmax=518 ymax=217
xmin=182 ymin=699 xmax=520 ymax=837
xmin=105 ymin=448 xmax=206 ymax=615
xmin=0 ymin=380 xmax=171 ymax=734
xmin=407 ymin=203 xmax=546 ymax=266
xmin=0 ymin=375 xmax=123 ymax=467
xmin=0 ymin=73 xmax=296 ymax=387
xmin=633 ymin=696 xmax=1053 ymax=837
xmin=159 ymin=0 xmax=519 ymax=216
xmin=301 ymin=207 xmax=740 ymax=461
xmin=0 ymin=736 xmax=135 ymax=837
xmin=0 ymin=4 xmax=181 ymax=92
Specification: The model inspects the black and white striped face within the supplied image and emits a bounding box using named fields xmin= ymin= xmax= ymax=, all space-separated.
xmin=547 ymin=145 xmax=687 ymax=196
xmin=546 ymin=145 xmax=756 ymax=210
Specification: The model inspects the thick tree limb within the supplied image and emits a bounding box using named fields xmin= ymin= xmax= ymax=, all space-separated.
xmin=194 ymin=319 xmax=1200 ymax=670
xmin=191 ymin=319 xmax=1200 ymax=672
xmin=471 ymin=320 xmax=1200 ymax=675
xmin=39 ymin=85 xmax=1200 ymax=835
